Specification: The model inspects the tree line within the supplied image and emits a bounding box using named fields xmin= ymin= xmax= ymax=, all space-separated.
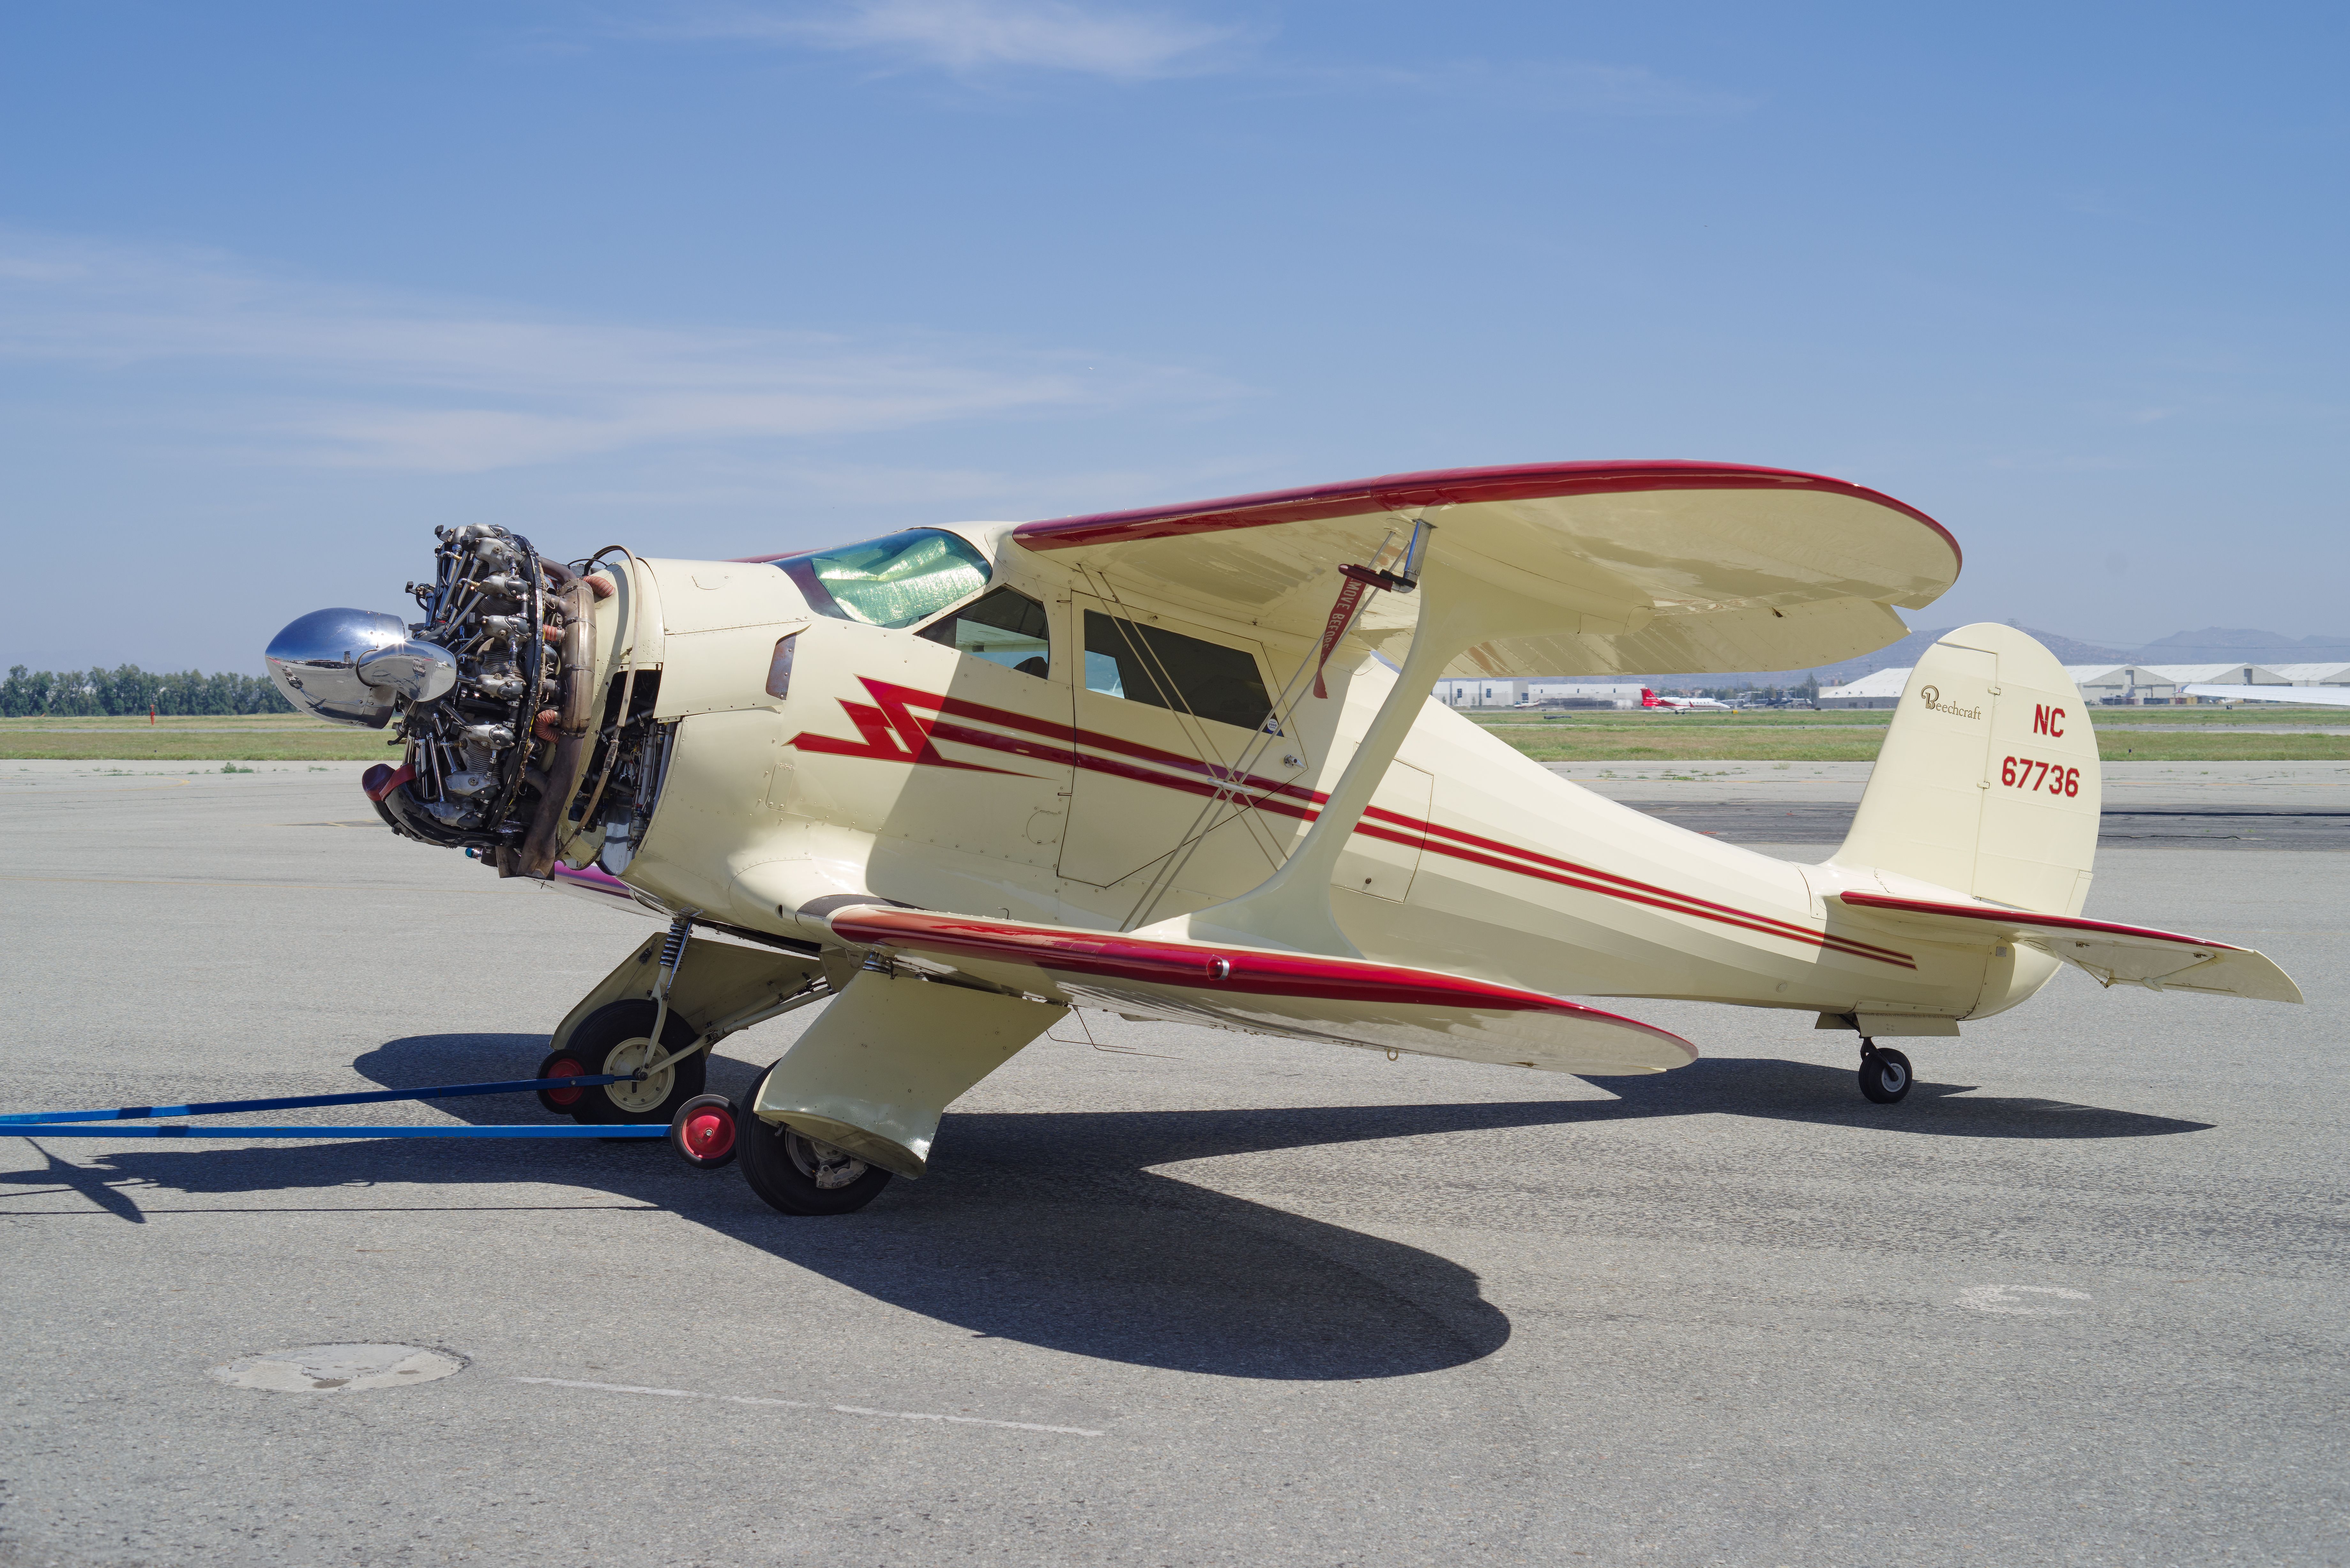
xmin=1 ymin=665 xmax=295 ymax=717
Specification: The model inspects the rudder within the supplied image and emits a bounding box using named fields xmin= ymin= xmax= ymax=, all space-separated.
xmin=1832 ymin=624 xmax=2100 ymax=916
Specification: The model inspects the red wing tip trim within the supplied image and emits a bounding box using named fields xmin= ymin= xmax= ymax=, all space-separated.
xmin=1834 ymin=892 xmax=2235 ymax=951
xmin=828 ymin=906 xmax=1694 ymax=1054
xmin=1011 ymin=459 xmax=1958 ymax=571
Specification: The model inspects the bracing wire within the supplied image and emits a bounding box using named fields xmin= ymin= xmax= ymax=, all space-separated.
xmin=1086 ymin=525 xmax=1405 ymax=931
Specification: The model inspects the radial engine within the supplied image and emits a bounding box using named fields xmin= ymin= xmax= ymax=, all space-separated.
xmin=264 ymin=526 xmax=661 ymax=878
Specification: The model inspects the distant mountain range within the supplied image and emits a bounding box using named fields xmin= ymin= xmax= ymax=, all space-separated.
xmin=1636 ymin=627 xmax=2350 ymax=690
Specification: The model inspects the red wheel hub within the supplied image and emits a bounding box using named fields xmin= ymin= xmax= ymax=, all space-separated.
xmin=683 ymin=1108 xmax=734 ymax=1160
xmin=544 ymin=1058 xmax=586 ymax=1107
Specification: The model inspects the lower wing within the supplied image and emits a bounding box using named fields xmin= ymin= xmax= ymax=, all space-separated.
xmin=823 ymin=905 xmax=1696 ymax=1074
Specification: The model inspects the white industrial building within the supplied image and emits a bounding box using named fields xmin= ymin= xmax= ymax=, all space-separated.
xmin=1447 ymin=659 xmax=2349 ymax=713
xmin=2064 ymin=666 xmax=2184 ymax=704
xmin=2252 ymin=662 xmax=2350 ymax=686
xmin=1819 ymin=660 xmax=2347 ymax=709
xmin=1434 ymin=679 xmax=1649 ymax=709
xmin=1813 ymin=667 xmax=1912 ymax=709
xmin=2140 ymin=664 xmax=2290 ymax=689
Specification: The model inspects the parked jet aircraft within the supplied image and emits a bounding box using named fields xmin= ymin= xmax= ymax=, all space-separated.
xmin=1641 ymin=688 xmax=1733 ymax=711
xmin=267 ymin=461 xmax=2303 ymax=1215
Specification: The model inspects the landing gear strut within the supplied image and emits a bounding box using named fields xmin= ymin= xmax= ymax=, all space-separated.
xmin=1857 ymin=1040 xmax=1912 ymax=1104
xmin=547 ymin=999 xmax=708 ymax=1124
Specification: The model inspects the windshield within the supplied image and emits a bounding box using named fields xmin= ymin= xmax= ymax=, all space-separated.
xmin=772 ymin=529 xmax=990 ymax=629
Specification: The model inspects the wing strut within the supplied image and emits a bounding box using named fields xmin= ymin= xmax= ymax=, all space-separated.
xmin=1136 ymin=532 xmax=1565 ymax=956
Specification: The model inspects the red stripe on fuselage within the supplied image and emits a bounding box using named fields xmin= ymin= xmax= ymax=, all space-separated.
xmin=1365 ymin=808 xmax=1914 ymax=966
xmin=790 ymin=678 xmax=1914 ymax=969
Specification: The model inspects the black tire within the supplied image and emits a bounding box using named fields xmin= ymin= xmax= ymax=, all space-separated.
xmin=559 ymin=1000 xmax=707 ymax=1125
xmin=1858 ymin=1045 xmax=1913 ymax=1104
xmin=669 ymin=1094 xmax=739 ymax=1169
xmin=736 ymin=1060 xmax=894 ymax=1216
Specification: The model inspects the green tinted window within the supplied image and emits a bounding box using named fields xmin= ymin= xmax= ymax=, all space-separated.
xmin=1083 ymin=611 xmax=1272 ymax=730
xmin=775 ymin=529 xmax=990 ymax=629
xmin=917 ymin=587 xmax=1051 ymax=678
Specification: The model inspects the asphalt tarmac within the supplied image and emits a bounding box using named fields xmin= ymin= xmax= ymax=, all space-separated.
xmin=4 ymin=762 xmax=2345 ymax=1567
xmin=1558 ymin=761 xmax=2350 ymax=849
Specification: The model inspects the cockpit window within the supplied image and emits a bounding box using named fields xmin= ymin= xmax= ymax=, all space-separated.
xmin=917 ymin=587 xmax=1051 ymax=678
xmin=772 ymin=529 xmax=990 ymax=629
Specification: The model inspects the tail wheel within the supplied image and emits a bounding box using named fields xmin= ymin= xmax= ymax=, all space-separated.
xmin=1858 ymin=1044 xmax=1913 ymax=1104
xmin=736 ymin=1059 xmax=894 ymax=1216
xmin=559 ymin=1000 xmax=707 ymax=1125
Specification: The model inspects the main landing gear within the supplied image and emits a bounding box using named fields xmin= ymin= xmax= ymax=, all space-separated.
xmin=1857 ymin=1040 xmax=1913 ymax=1104
xmin=653 ymin=1065 xmax=892 ymax=1213
xmin=732 ymin=1059 xmax=895 ymax=1217
xmin=541 ymin=913 xmax=880 ymax=1213
xmin=538 ymin=999 xmax=708 ymax=1125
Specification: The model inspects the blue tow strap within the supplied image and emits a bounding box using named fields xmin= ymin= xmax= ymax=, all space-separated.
xmin=17 ymin=1125 xmax=669 ymax=1139
xmin=0 ymin=1075 xmax=626 ymax=1125
xmin=1 ymin=1075 xmax=669 ymax=1140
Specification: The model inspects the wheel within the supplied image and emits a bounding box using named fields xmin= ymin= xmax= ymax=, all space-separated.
xmin=558 ymin=1000 xmax=707 ymax=1125
xmin=669 ymin=1094 xmax=739 ymax=1169
xmin=736 ymin=1060 xmax=894 ymax=1216
xmin=535 ymin=1046 xmax=593 ymax=1116
xmin=1858 ymin=1045 xmax=1913 ymax=1104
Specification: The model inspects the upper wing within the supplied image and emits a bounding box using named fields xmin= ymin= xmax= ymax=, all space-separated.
xmin=824 ymin=905 xmax=1696 ymax=1074
xmin=1833 ymin=892 xmax=2303 ymax=1003
xmin=2186 ymin=683 xmax=2350 ymax=707
xmin=1014 ymin=461 xmax=1959 ymax=677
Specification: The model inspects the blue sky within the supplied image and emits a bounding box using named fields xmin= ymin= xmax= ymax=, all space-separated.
xmin=3 ymin=2 xmax=2343 ymax=672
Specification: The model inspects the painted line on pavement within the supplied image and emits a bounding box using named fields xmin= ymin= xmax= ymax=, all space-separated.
xmin=512 ymin=1376 xmax=1104 ymax=1437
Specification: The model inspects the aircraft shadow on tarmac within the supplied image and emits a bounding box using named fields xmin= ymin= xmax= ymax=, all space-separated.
xmin=27 ymin=1033 xmax=2210 ymax=1381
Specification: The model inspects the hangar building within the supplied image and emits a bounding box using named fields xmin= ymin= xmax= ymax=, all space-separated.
xmin=1819 ymin=661 xmax=2346 ymax=709
xmin=1435 ymin=679 xmax=1649 ymax=709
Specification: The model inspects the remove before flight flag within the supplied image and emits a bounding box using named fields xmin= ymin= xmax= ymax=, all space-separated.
xmin=1313 ymin=565 xmax=1388 ymax=699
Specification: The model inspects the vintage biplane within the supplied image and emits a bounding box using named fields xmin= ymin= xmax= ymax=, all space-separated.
xmin=265 ymin=461 xmax=2303 ymax=1215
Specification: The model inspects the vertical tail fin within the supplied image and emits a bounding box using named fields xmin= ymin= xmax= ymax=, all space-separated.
xmin=1832 ymin=624 xmax=2100 ymax=916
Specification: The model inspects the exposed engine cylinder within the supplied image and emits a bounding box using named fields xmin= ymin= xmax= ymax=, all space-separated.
xmin=264 ymin=525 xmax=663 ymax=879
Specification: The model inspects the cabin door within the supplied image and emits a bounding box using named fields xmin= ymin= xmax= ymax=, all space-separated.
xmin=1057 ymin=595 xmax=1307 ymax=915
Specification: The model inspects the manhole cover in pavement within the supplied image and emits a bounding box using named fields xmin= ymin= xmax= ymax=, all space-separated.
xmin=208 ymin=1343 xmax=466 ymax=1393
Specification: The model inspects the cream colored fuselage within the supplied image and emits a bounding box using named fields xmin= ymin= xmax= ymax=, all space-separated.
xmin=601 ymin=525 xmax=2052 ymax=1034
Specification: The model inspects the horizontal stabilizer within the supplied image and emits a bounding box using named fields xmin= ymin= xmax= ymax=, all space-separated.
xmin=1834 ymin=892 xmax=2302 ymax=1003
xmin=825 ymin=906 xmax=1696 ymax=1074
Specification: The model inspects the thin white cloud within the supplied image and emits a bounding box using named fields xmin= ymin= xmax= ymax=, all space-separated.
xmin=0 ymin=233 xmax=1228 ymax=472
xmin=1281 ymin=58 xmax=1752 ymax=117
xmin=655 ymin=5 xmax=1737 ymax=113
xmin=675 ymin=0 xmax=1243 ymax=79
